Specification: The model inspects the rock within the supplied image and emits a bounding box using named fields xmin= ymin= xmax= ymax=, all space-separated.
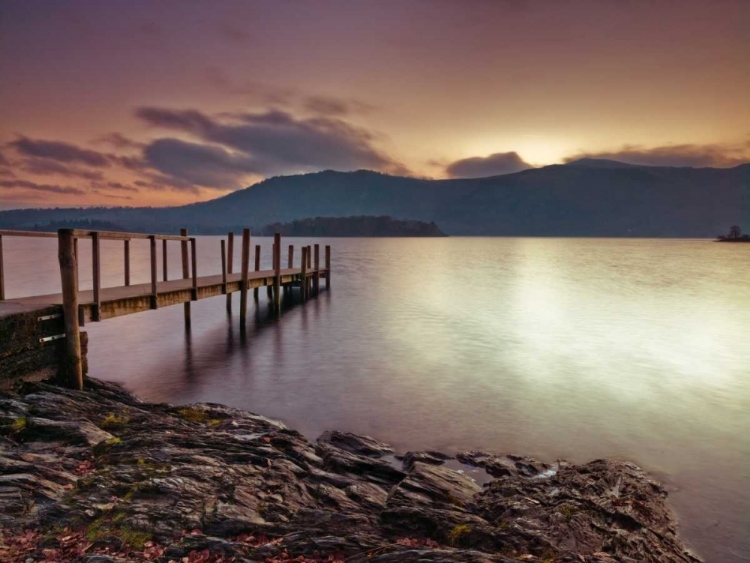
xmin=401 ymin=450 xmax=452 ymax=470
xmin=388 ymin=462 xmax=482 ymax=510
xmin=317 ymin=430 xmax=394 ymax=457
xmin=0 ymin=378 xmax=702 ymax=563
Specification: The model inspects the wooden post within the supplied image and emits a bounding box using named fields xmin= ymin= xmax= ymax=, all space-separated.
xmin=313 ymin=243 xmax=320 ymax=296
xmin=267 ymin=243 xmax=274 ymax=299
xmin=73 ymin=237 xmax=79 ymax=293
xmin=92 ymin=232 xmax=101 ymax=321
xmin=273 ymin=233 xmax=281 ymax=311
xmin=180 ymin=228 xmax=190 ymax=328
xmin=58 ymin=229 xmax=83 ymax=390
xmin=190 ymin=237 xmax=198 ymax=300
xmin=162 ymin=239 xmax=168 ymax=281
xmin=220 ymin=239 xmax=227 ymax=294
xmin=149 ymin=235 xmax=158 ymax=309
xmin=253 ymin=244 xmax=260 ymax=302
xmin=124 ymin=240 xmax=130 ymax=286
xmin=307 ymin=246 xmax=312 ymax=296
xmin=288 ymin=245 xmax=294 ymax=268
xmin=325 ymin=245 xmax=331 ymax=290
xmin=300 ymin=247 xmax=308 ymax=301
xmin=239 ymin=229 xmax=250 ymax=325
xmin=0 ymin=234 xmax=4 ymax=300
xmin=226 ymin=232 xmax=234 ymax=311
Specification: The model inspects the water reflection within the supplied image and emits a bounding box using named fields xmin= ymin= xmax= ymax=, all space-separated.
xmin=2 ymin=236 xmax=749 ymax=563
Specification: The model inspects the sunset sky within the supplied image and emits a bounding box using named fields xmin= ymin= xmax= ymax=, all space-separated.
xmin=0 ymin=0 xmax=748 ymax=209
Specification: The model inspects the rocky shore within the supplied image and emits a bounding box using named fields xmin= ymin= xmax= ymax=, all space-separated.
xmin=0 ymin=378 xmax=701 ymax=563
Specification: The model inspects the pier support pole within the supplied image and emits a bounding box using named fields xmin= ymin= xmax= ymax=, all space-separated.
xmin=300 ymin=247 xmax=308 ymax=302
xmin=220 ymin=239 xmax=227 ymax=294
xmin=92 ymin=232 xmax=101 ymax=320
xmin=273 ymin=233 xmax=282 ymax=313
xmin=149 ymin=235 xmax=158 ymax=309
xmin=325 ymin=245 xmax=331 ymax=290
xmin=0 ymin=234 xmax=4 ymax=301
xmin=226 ymin=232 xmax=234 ymax=312
xmin=313 ymin=244 xmax=320 ymax=297
xmin=239 ymin=229 xmax=250 ymax=326
xmin=180 ymin=228 xmax=191 ymax=329
xmin=124 ymin=239 xmax=130 ymax=286
xmin=162 ymin=239 xmax=168 ymax=281
xmin=253 ymin=245 xmax=260 ymax=302
xmin=58 ymin=229 xmax=83 ymax=390
xmin=190 ymin=238 xmax=198 ymax=301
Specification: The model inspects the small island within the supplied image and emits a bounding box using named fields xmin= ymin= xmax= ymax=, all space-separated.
xmin=261 ymin=215 xmax=448 ymax=237
xmin=716 ymin=225 xmax=750 ymax=242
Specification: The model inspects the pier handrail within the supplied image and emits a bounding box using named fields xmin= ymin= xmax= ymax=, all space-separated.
xmin=0 ymin=228 xmax=190 ymax=241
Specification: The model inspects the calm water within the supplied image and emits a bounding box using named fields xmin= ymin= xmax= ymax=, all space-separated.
xmin=3 ymin=237 xmax=749 ymax=562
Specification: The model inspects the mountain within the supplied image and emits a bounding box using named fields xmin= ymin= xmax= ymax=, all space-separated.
xmin=1 ymin=160 xmax=748 ymax=237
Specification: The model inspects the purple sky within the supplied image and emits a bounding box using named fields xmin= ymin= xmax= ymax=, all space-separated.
xmin=0 ymin=0 xmax=748 ymax=207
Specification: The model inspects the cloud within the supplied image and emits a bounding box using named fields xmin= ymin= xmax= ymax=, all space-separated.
xmin=445 ymin=151 xmax=532 ymax=178
xmin=143 ymin=138 xmax=254 ymax=189
xmin=0 ymin=179 xmax=85 ymax=195
xmin=302 ymin=95 xmax=376 ymax=116
xmin=94 ymin=132 xmax=145 ymax=151
xmin=10 ymin=137 xmax=110 ymax=167
xmin=21 ymin=158 xmax=105 ymax=181
xmin=135 ymin=106 xmax=409 ymax=186
xmin=564 ymin=141 xmax=750 ymax=168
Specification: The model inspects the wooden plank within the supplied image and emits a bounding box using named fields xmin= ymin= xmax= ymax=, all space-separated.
xmin=253 ymin=244 xmax=260 ymax=302
xmin=124 ymin=239 xmax=130 ymax=286
xmin=325 ymin=245 xmax=331 ymax=289
xmin=57 ymin=229 xmax=82 ymax=390
xmin=239 ymin=229 xmax=250 ymax=325
xmin=220 ymin=239 xmax=227 ymax=294
xmin=162 ymin=239 xmax=168 ymax=281
xmin=92 ymin=232 xmax=101 ymax=321
xmin=70 ymin=229 xmax=189 ymax=241
xmin=0 ymin=229 xmax=57 ymax=238
xmin=180 ymin=228 xmax=190 ymax=327
xmin=149 ymin=235 xmax=158 ymax=309
xmin=190 ymin=238 xmax=198 ymax=301
xmin=226 ymin=232 xmax=234 ymax=311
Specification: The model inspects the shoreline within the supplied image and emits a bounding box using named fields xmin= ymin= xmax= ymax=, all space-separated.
xmin=1 ymin=377 xmax=703 ymax=563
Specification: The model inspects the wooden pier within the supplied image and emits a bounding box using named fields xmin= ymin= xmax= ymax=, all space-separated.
xmin=0 ymin=228 xmax=331 ymax=390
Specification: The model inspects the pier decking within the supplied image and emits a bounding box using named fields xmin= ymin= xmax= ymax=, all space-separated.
xmin=0 ymin=228 xmax=330 ymax=390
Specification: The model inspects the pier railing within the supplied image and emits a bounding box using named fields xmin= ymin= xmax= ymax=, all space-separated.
xmin=0 ymin=228 xmax=331 ymax=390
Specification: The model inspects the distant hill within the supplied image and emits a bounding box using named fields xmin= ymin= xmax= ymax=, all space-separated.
xmin=0 ymin=160 xmax=748 ymax=237
xmin=261 ymin=216 xmax=447 ymax=237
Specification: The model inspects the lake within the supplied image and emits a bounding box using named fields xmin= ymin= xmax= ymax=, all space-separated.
xmin=3 ymin=236 xmax=749 ymax=562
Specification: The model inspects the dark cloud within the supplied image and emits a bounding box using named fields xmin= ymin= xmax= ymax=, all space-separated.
xmin=91 ymin=189 xmax=133 ymax=201
xmin=10 ymin=137 xmax=110 ymax=167
xmin=303 ymin=95 xmax=376 ymax=116
xmin=94 ymin=132 xmax=145 ymax=151
xmin=143 ymin=138 xmax=255 ymax=190
xmin=0 ymin=179 xmax=85 ymax=195
xmin=21 ymin=158 xmax=105 ymax=181
xmin=136 ymin=106 xmax=408 ymax=187
xmin=89 ymin=181 xmax=139 ymax=193
xmin=445 ymin=151 xmax=532 ymax=178
xmin=564 ymin=142 xmax=750 ymax=168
